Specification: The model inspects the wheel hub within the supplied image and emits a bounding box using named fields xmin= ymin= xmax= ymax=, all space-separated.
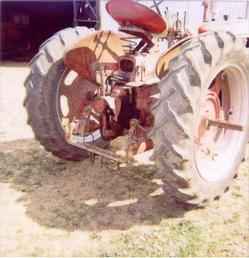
xmin=197 ymin=90 xmax=222 ymax=143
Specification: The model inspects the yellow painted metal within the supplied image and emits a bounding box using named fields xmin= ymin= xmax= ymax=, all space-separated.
xmin=156 ymin=37 xmax=191 ymax=78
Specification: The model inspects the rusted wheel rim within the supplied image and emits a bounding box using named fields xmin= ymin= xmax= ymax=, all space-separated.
xmin=56 ymin=69 xmax=102 ymax=143
xmin=197 ymin=90 xmax=222 ymax=143
xmin=195 ymin=66 xmax=249 ymax=182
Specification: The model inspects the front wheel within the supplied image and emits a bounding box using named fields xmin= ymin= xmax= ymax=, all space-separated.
xmin=153 ymin=31 xmax=249 ymax=205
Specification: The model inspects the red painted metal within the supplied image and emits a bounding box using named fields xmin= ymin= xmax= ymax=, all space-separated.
xmin=196 ymin=73 xmax=232 ymax=144
xmin=197 ymin=90 xmax=221 ymax=142
xmin=106 ymin=0 xmax=167 ymax=34
xmin=198 ymin=25 xmax=209 ymax=34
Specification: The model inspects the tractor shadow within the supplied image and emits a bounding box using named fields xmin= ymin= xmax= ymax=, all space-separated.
xmin=0 ymin=139 xmax=196 ymax=232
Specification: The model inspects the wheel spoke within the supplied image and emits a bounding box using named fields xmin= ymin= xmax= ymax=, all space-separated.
xmin=59 ymin=83 xmax=71 ymax=97
xmin=58 ymin=72 xmax=98 ymax=121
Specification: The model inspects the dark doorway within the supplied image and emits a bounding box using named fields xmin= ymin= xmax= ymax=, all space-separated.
xmin=0 ymin=0 xmax=99 ymax=61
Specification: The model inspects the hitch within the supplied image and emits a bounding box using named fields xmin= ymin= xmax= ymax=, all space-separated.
xmin=71 ymin=141 xmax=126 ymax=163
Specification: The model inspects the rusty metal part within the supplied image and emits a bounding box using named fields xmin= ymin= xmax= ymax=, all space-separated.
xmin=113 ymin=88 xmax=140 ymax=130
xmin=64 ymin=47 xmax=97 ymax=81
xmin=127 ymin=119 xmax=153 ymax=157
xmin=59 ymin=71 xmax=98 ymax=122
xmin=196 ymin=69 xmax=239 ymax=147
xmin=64 ymin=31 xmax=126 ymax=84
xmin=111 ymin=86 xmax=128 ymax=121
xmin=206 ymin=119 xmax=243 ymax=131
xmin=137 ymin=139 xmax=154 ymax=154
xmin=101 ymin=109 xmax=122 ymax=140
xmin=73 ymin=117 xmax=100 ymax=137
xmin=76 ymin=102 xmax=103 ymax=136
xmin=90 ymin=98 xmax=108 ymax=114
xmin=120 ymin=35 xmax=141 ymax=54
xmin=196 ymin=72 xmax=224 ymax=144
xmin=197 ymin=89 xmax=221 ymax=143
xmin=84 ymin=97 xmax=122 ymax=140
xmin=58 ymin=69 xmax=105 ymax=141
xmin=119 ymin=26 xmax=154 ymax=53
xmin=135 ymin=86 xmax=158 ymax=109
xmin=62 ymin=26 xmax=161 ymax=159
xmin=135 ymin=86 xmax=158 ymax=127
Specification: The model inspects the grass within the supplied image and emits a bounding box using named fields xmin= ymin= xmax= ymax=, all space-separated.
xmin=96 ymin=219 xmax=242 ymax=257
xmin=0 ymin=140 xmax=248 ymax=257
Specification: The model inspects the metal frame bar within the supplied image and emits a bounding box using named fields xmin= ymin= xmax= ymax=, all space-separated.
xmin=73 ymin=0 xmax=100 ymax=28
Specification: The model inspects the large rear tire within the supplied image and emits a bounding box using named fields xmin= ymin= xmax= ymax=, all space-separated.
xmin=153 ymin=31 xmax=249 ymax=205
xmin=24 ymin=27 xmax=102 ymax=161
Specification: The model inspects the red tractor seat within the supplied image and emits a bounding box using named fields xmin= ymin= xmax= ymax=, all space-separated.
xmin=106 ymin=0 xmax=167 ymax=34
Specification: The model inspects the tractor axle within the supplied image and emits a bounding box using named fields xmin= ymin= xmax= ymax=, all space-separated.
xmin=206 ymin=119 xmax=243 ymax=131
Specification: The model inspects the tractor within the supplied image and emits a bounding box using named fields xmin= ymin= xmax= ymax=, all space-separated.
xmin=24 ymin=0 xmax=249 ymax=206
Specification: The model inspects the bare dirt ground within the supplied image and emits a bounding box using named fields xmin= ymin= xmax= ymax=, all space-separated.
xmin=0 ymin=62 xmax=33 ymax=142
xmin=0 ymin=62 xmax=249 ymax=256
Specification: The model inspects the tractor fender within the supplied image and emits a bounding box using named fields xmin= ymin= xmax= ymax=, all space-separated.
xmin=64 ymin=30 xmax=126 ymax=82
xmin=156 ymin=37 xmax=192 ymax=78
